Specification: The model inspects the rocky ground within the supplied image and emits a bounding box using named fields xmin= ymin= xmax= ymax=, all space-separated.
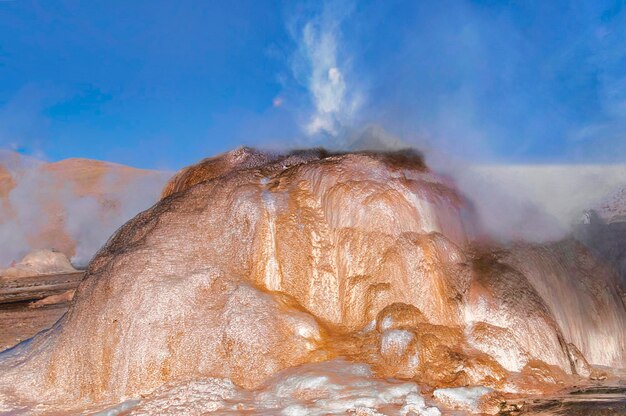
xmin=511 ymin=385 xmax=626 ymax=415
xmin=0 ymin=272 xmax=83 ymax=351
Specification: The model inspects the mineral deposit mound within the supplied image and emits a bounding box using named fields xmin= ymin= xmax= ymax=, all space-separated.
xmin=0 ymin=147 xmax=625 ymax=414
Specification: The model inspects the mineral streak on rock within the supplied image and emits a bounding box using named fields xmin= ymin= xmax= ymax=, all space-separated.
xmin=0 ymin=147 xmax=624 ymax=414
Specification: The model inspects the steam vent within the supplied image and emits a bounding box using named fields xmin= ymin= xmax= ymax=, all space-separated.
xmin=1 ymin=147 xmax=625 ymax=415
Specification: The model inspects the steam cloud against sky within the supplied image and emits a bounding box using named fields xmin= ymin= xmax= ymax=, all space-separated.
xmin=291 ymin=2 xmax=362 ymax=139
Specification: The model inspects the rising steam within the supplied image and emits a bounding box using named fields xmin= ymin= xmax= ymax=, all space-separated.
xmin=286 ymin=2 xmax=626 ymax=245
xmin=0 ymin=153 xmax=170 ymax=268
xmin=291 ymin=2 xmax=362 ymax=141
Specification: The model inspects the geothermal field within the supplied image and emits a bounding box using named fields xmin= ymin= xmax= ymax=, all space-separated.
xmin=0 ymin=147 xmax=625 ymax=415
xmin=2 ymin=1 xmax=626 ymax=415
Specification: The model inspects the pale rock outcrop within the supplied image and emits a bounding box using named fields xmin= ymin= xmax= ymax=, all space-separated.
xmin=433 ymin=386 xmax=497 ymax=414
xmin=0 ymin=249 xmax=77 ymax=278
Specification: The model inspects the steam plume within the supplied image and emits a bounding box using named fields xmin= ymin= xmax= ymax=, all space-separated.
xmin=291 ymin=2 xmax=362 ymax=141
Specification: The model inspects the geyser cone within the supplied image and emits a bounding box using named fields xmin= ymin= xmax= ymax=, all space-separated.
xmin=0 ymin=147 xmax=624 ymax=413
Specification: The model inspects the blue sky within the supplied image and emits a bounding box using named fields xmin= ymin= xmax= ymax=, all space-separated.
xmin=0 ymin=0 xmax=625 ymax=169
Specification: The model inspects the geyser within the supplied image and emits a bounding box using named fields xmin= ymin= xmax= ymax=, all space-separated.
xmin=0 ymin=147 xmax=624 ymax=414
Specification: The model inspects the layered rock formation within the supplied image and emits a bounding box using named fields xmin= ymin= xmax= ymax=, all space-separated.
xmin=0 ymin=147 xmax=624 ymax=414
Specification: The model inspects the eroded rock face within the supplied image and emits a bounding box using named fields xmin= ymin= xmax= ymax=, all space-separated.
xmin=502 ymin=241 xmax=626 ymax=369
xmin=462 ymin=251 xmax=574 ymax=374
xmin=0 ymin=148 xmax=624 ymax=413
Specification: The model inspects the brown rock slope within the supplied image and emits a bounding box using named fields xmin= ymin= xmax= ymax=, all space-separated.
xmin=0 ymin=148 xmax=624 ymax=413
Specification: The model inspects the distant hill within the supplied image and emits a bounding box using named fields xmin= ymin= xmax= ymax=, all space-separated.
xmin=0 ymin=151 xmax=171 ymax=267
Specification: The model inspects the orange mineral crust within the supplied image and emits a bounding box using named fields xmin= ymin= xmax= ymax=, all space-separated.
xmin=0 ymin=147 xmax=624 ymax=415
